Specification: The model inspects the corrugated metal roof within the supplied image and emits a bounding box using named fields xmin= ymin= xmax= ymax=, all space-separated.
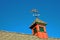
xmin=0 ymin=31 xmax=60 ymax=40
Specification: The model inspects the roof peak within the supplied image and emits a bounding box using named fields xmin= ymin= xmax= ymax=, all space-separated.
xmin=30 ymin=18 xmax=47 ymax=29
xmin=35 ymin=18 xmax=40 ymax=22
xmin=34 ymin=18 xmax=47 ymax=24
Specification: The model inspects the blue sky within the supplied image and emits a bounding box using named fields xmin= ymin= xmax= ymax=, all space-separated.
xmin=0 ymin=0 xmax=60 ymax=38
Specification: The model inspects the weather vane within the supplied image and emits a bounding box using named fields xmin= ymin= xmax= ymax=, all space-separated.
xmin=31 ymin=9 xmax=40 ymax=18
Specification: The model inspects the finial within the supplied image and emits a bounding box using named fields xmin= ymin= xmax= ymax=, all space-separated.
xmin=31 ymin=9 xmax=40 ymax=18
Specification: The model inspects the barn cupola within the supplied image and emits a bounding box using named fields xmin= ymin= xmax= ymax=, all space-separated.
xmin=29 ymin=9 xmax=48 ymax=38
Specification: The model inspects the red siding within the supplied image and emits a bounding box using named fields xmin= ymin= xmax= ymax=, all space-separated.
xmin=32 ymin=24 xmax=48 ymax=38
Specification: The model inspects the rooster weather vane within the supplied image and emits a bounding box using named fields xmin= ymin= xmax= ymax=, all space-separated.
xmin=31 ymin=9 xmax=40 ymax=18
